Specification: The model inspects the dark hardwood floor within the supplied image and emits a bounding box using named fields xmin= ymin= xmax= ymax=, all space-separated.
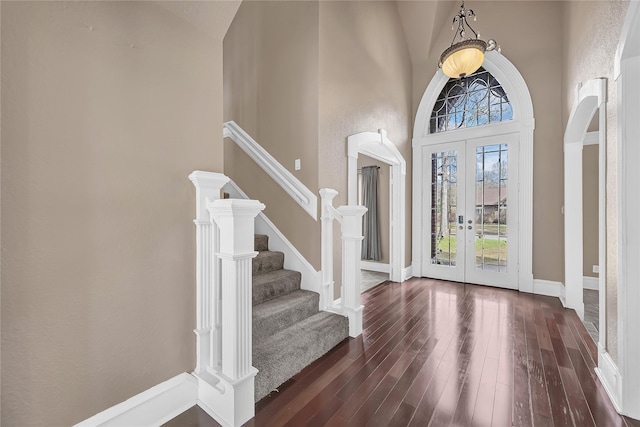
xmin=165 ymin=278 xmax=639 ymax=426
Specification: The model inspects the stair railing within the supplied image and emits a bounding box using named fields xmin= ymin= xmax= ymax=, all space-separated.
xmin=189 ymin=170 xmax=264 ymax=427
xmin=223 ymin=121 xmax=317 ymax=220
xmin=320 ymin=188 xmax=367 ymax=338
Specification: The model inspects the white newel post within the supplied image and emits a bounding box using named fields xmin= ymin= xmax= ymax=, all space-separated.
xmin=320 ymin=188 xmax=338 ymax=310
xmin=207 ymin=199 xmax=264 ymax=426
xmin=189 ymin=171 xmax=230 ymax=376
xmin=337 ymin=205 xmax=367 ymax=338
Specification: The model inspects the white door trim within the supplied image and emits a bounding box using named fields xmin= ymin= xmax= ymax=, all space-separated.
xmin=563 ymin=78 xmax=606 ymax=322
xmin=421 ymin=137 xmax=518 ymax=289
xmin=611 ymin=0 xmax=640 ymax=419
xmin=412 ymin=51 xmax=534 ymax=293
xmin=347 ymin=129 xmax=406 ymax=283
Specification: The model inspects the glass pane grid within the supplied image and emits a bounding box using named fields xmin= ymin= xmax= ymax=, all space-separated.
xmin=475 ymin=144 xmax=508 ymax=273
xmin=429 ymin=67 xmax=513 ymax=134
xmin=430 ymin=151 xmax=458 ymax=267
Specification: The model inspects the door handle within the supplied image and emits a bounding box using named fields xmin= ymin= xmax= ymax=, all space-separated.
xmin=468 ymin=225 xmax=473 ymax=230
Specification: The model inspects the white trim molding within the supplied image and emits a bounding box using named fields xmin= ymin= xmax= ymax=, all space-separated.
xmin=401 ymin=265 xmax=413 ymax=282
xmin=74 ymin=373 xmax=198 ymax=427
xmin=583 ymin=276 xmax=599 ymax=291
xmin=358 ymin=262 xmax=413 ymax=282
xmin=223 ymin=121 xmax=317 ymax=220
xmin=584 ymin=131 xmax=599 ymax=146
xmin=411 ymin=51 xmax=534 ymax=294
xmin=347 ymin=129 xmax=406 ymax=283
xmin=563 ymin=78 xmax=606 ymax=322
xmin=616 ymin=1 xmax=640 ymax=420
xmin=596 ymin=345 xmax=623 ymax=414
xmin=532 ymin=279 xmax=566 ymax=300
xmin=361 ymin=261 xmax=390 ymax=274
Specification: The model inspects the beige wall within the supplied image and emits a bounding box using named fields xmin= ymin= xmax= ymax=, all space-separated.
xmin=319 ymin=1 xmax=412 ymax=297
xmin=1 ymin=1 xmax=237 ymax=424
xmin=357 ymin=157 xmax=390 ymax=264
xmin=583 ymin=144 xmax=599 ymax=278
xmin=410 ymin=1 xmax=566 ymax=283
xmin=224 ymin=0 xmax=321 ymax=268
xmin=562 ymin=0 xmax=629 ymax=363
xmin=224 ymin=1 xmax=413 ymax=292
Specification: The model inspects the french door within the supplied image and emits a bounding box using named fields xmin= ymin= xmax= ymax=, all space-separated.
xmin=422 ymin=134 xmax=519 ymax=289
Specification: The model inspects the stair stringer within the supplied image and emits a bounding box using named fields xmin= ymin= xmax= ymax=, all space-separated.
xmin=224 ymin=180 xmax=321 ymax=295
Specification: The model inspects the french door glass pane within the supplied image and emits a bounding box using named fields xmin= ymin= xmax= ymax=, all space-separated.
xmin=430 ymin=151 xmax=458 ymax=266
xmin=475 ymin=144 xmax=508 ymax=272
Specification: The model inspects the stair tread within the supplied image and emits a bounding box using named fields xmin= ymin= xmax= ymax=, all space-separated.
xmin=253 ymin=311 xmax=347 ymax=352
xmin=253 ymin=290 xmax=319 ymax=342
xmin=254 ymin=234 xmax=269 ymax=252
xmin=252 ymin=269 xmax=301 ymax=305
xmin=253 ymin=289 xmax=317 ymax=321
xmin=253 ymin=311 xmax=349 ymax=401
xmin=252 ymin=268 xmax=299 ymax=284
xmin=252 ymin=251 xmax=284 ymax=275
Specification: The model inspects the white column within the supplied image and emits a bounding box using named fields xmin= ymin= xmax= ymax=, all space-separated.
xmin=518 ymin=124 xmax=535 ymax=293
xmin=564 ymin=143 xmax=584 ymax=319
xmin=320 ymin=188 xmax=338 ymax=310
xmin=347 ymin=155 xmax=358 ymax=205
xmin=337 ymin=205 xmax=367 ymax=337
xmin=619 ymin=55 xmax=640 ymax=420
xmin=206 ymin=199 xmax=264 ymax=426
xmin=209 ymin=199 xmax=264 ymax=378
xmin=189 ymin=171 xmax=229 ymax=375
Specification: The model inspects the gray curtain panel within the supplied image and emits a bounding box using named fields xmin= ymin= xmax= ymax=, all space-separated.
xmin=361 ymin=166 xmax=381 ymax=261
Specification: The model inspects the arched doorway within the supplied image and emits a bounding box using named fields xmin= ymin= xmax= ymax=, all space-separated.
xmin=563 ymin=79 xmax=606 ymax=323
xmin=347 ymin=129 xmax=406 ymax=283
xmin=412 ymin=51 xmax=534 ymax=291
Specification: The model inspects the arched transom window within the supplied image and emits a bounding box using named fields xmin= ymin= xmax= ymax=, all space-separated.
xmin=430 ymin=67 xmax=513 ymax=134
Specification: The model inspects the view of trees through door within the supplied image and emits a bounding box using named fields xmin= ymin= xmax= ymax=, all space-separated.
xmin=432 ymin=144 xmax=509 ymax=271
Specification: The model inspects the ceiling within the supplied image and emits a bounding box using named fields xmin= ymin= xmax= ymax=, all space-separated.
xmin=155 ymin=0 xmax=482 ymax=66
xmin=156 ymin=0 xmax=241 ymax=41
xmin=395 ymin=0 xmax=459 ymax=65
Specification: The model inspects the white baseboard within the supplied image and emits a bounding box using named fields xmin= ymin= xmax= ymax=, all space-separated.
xmin=596 ymin=344 xmax=623 ymax=413
xmin=583 ymin=276 xmax=599 ymax=290
xmin=401 ymin=265 xmax=412 ymax=282
xmin=74 ymin=373 xmax=197 ymax=427
xmin=195 ymin=370 xmax=256 ymax=427
xmin=532 ymin=279 xmax=566 ymax=299
xmin=361 ymin=261 xmax=390 ymax=273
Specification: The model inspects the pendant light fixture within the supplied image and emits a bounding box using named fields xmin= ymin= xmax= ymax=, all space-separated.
xmin=438 ymin=0 xmax=500 ymax=79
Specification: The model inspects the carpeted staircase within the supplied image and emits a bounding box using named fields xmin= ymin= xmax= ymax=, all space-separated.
xmin=252 ymin=234 xmax=349 ymax=401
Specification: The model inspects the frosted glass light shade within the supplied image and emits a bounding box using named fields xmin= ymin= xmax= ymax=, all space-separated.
xmin=440 ymin=39 xmax=487 ymax=79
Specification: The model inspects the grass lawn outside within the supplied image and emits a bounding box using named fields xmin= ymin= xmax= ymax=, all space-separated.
xmin=436 ymin=235 xmax=508 ymax=264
